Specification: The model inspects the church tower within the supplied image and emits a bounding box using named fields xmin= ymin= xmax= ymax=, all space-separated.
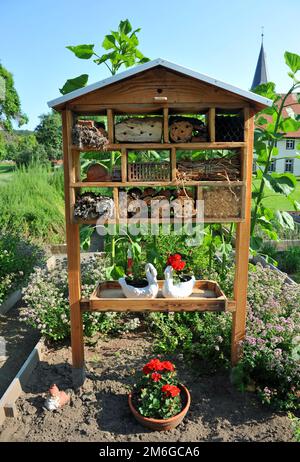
xmin=251 ymin=31 xmax=268 ymax=89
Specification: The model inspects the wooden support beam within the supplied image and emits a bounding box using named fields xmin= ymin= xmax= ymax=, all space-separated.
xmin=121 ymin=148 xmax=127 ymax=182
xmin=170 ymin=147 xmax=177 ymax=181
xmin=231 ymin=106 xmax=254 ymax=365
xmin=208 ymin=107 xmax=216 ymax=142
xmin=163 ymin=107 xmax=169 ymax=143
xmin=62 ymin=109 xmax=85 ymax=386
xmin=107 ymin=108 xmax=114 ymax=143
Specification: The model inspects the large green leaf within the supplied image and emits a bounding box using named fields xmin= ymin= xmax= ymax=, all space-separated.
xmin=263 ymin=173 xmax=296 ymax=196
xmin=102 ymin=35 xmax=116 ymax=50
xmin=276 ymin=210 xmax=295 ymax=229
xmin=279 ymin=117 xmax=300 ymax=133
xmin=66 ymin=44 xmax=94 ymax=59
xmin=59 ymin=74 xmax=89 ymax=95
xmin=252 ymin=82 xmax=277 ymax=100
xmin=119 ymin=19 xmax=132 ymax=35
xmin=284 ymin=51 xmax=300 ymax=73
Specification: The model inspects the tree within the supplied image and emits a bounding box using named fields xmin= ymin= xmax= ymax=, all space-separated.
xmin=60 ymin=19 xmax=150 ymax=94
xmin=35 ymin=111 xmax=62 ymax=160
xmin=251 ymin=51 xmax=300 ymax=250
xmin=0 ymin=63 xmax=28 ymax=131
xmin=7 ymin=133 xmax=49 ymax=167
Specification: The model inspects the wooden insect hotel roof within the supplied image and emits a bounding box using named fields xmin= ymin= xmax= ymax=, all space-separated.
xmin=48 ymin=58 xmax=272 ymax=112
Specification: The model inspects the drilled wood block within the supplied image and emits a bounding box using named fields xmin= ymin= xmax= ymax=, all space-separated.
xmin=115 ymin=117 xmax=162 ymax=142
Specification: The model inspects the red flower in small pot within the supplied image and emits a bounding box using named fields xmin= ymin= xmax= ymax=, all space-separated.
xmin=128 ymin=358 xmax=191 ymax=431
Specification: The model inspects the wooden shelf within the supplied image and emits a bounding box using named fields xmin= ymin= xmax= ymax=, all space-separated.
xmin=71 ymin=180 xmax=245 ymax=188
xmin=80 ymin=279 xmax=236 ymax=312
xmin=71 ymin=142 xmax=245 ymax=152
xmin=72 ymin=216 xmax=244 ymax=225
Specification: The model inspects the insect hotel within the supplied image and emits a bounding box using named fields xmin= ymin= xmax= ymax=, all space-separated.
xmin=48 ymin=59 xmax=272 ymax=385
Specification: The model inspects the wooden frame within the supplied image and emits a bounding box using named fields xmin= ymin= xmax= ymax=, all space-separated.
xmin=57 ymin=64 xmax=266 ymax=386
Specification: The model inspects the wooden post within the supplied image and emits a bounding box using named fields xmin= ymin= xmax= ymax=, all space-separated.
xmin=62 ymin=109 xmax=85 ymax=387
xmin=107 ymin=109 xmax=114 ymax=144
xmin=163 ymin=107 xmax=169 ymax=143
xmin=208 ymin=107 xmax=215 ymax=142
xmin=231 ymin=107 xmax=254 ymax=365
xmin=170 ymin=147 xmax=177 ymax=181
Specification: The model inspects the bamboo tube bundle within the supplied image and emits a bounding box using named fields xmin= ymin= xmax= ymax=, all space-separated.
xmin=177 ymin=156 xmax=240 ymax=181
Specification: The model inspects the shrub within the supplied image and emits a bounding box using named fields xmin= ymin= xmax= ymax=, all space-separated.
xmin=0 ymin=163 xmax=65 ymax=243
xmin=0 ymin=233 xmax=43 ymax=303
xmin=21 ymin=256 xmax=135 ymax=341
xmin=235 ymin=263 xmax=300 ymax=410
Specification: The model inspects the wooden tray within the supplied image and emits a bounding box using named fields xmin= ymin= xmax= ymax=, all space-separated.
xmin=88 ymin=280 xmax=228 ymax=312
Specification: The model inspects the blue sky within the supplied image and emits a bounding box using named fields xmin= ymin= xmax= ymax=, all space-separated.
xmin=1 ymin=0 xmax=299 ymax=130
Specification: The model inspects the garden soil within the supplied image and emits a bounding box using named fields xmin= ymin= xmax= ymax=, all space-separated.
xmin=0 ymin=332 xmax=294 ymax=442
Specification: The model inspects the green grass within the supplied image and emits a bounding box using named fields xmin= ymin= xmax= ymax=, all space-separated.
xmin=0 ymin=164 xmax=65 ymax=244
xmin=0 ymin=163 xmax=15 ymax=185
xmin=252 ymin=179 xmax=300 ymax=211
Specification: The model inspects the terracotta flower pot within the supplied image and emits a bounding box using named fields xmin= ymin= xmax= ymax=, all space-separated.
xmin=128 ymin=384 xmax=191 ymax=431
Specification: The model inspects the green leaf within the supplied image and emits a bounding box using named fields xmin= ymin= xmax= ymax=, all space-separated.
xmin=66 ymin=44 xmax=94 ymax=59
xmin=263 ymin=173 xmax=296 ymax=196
xmin=59 ymin=74 xmax=89 ymax=95
xmin=276 ymin=210 xmax=295 ymax=230
xmin=256 ymin=116 xmax=268 ymax=126
xmin=293 ymin=200 xmax=300 ymax=211
xmin=252 ymin=82 xmax=277 ymax=100
xmin=250 ymin=236 xmax=263 ymax=251
xmin=102 ymin=35 xmax=116 ymax=50
xmin=284 ymin=51 xmax=300 ymax=73
xmin=139 ymin=57 xmax=151 ymax=64
xmin=279 ymin=117 xmax=300 ymax=133
xmin=119 ymin=19 xmax=132 ymax=35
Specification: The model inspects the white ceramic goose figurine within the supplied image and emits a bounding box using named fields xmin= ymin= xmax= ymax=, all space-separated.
xmin=162 ymin=265 xmax=195 ymax=298
xmin=119 ymin=263 xmax=159 ymax=299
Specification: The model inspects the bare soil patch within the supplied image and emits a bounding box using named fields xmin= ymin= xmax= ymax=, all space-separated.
xmin=0 ymin=332 xmax=293 ymax=442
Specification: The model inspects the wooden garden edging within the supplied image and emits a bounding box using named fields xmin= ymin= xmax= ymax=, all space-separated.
xmin=0 ymin=340 xmax=43 ymax=426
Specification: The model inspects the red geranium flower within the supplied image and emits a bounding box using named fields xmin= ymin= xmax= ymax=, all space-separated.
xmin=151 ymin=372 xmax=162 ymax=382
xmin=161 ymin=361 xmax=175 ymax=372
xmin=167 ymin=253 xmax=186 ymax=272
xmin=161 ymin=384 xmax=181 ymax=398
xmin=172 ymin=260 xmax=186 ymax=271
xmin=142 ymin=358 xmax=164 ymax=375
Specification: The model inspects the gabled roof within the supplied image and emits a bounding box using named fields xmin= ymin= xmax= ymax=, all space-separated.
xmin=48 ymin=58 xmax=272 ymax=109
xmin=251 ymin=43 xmax=268 ymax=90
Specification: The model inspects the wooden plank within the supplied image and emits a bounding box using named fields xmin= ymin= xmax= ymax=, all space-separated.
xmin=81 ymin=298 xmax=236 ymax=313
xmin=170 ymin=147 xmax=177 ymax=181
xmin=62 ymin=109 xmax=85 ymax=383
xmin=67 ymin=68 xmax=249 ymax=107
xmin=113 ymin=187 xmax=119 ymax=223
xmin=71 ymin=142 xmax=246 ymax=151
xmin=231 ymin=107 xmax=254 ymax=366
xmin=69 ymin=102 xmax=250 ymax=114
xmin=107 ymin=108 xmax=114 ymax=143
xmin=70 ymin=180 xmax=246 ymax=188
xmin=72 ymin=216 xmax=245 ymax=225
xmin=163 ymin=107 xmax=169 ymax=143
xmin=121 ymin=148 xmax=127 ymax=182
xmin=208 ymin=107 xmax=216 ymax=142
xmin=0 ymin=340 xmax=42 ymax=425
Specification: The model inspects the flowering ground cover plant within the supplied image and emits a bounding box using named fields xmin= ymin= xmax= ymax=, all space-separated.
xmin=132 ymin=358 xmax=183 ymax=419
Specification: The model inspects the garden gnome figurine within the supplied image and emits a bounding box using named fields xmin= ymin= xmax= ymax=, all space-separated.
xmin=44 ymin=384 xmax=70 ymax=411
